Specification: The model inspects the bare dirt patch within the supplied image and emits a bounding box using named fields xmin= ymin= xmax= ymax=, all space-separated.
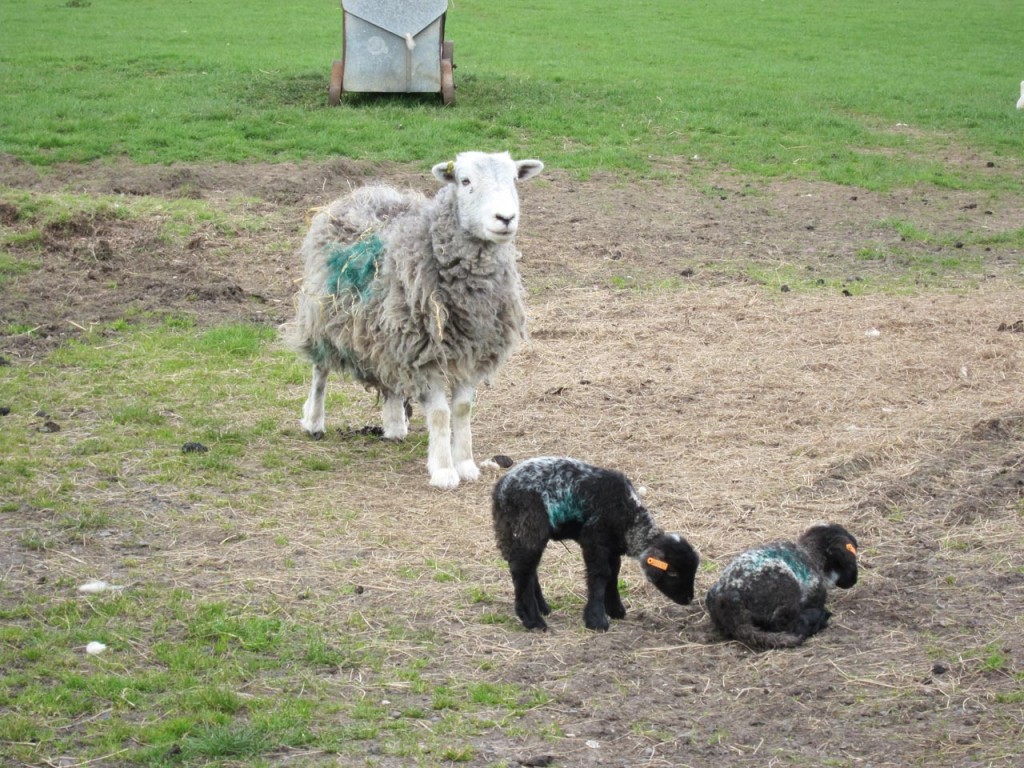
xmin=2 ymin=154 xmax=1023 ymax=766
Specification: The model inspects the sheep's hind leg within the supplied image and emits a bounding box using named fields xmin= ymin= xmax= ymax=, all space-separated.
xmin=603 ymin=554 xmax=626 ymax=620
xmin=534 ymin=578 xmax=550 ymax=616
xmin=421 ymin=387 xmax=459 ymax=489
xmin=451 ymin=383 xmax=479 ymax=482
xmin=300 ymin=364 xmax=329 ymax=439
xmin=381 ymin=392 xmax=408 ymax=440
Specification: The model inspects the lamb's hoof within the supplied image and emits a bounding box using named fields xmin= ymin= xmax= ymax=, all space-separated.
xmin=584 ymin=612 xmax=611 ymax=631
xmin=309 ymin=430 xmax=325 ymax=441
xmin=429 ymin=468 xmax=460 ymax=490
xmin=456 ymin=460 xmax=480 ymax=482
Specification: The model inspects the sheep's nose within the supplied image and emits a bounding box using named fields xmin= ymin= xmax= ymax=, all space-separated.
xmin=495 ymin=213 xmax=516 ymax=227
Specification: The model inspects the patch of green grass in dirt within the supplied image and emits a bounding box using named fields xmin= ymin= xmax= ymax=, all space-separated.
xmin=0 ymin=251 xmax=39 ymax=291
xmin=880 ymin=217 xmax=1024 ymax=249
xmin=0 ymin=187 xmax=267 ymax=248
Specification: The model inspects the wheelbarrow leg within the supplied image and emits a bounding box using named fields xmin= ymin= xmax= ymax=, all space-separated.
xmin=328 ymin=59 xmax=344 ymax=106
xmin=441 ymin=41 xmax=455 ymax=106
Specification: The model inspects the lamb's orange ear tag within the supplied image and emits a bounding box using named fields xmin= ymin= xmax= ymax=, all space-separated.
xmin=845 ymin=543 xmax=858 ymax=556
xmin=646 ymin=556 xmax=669 ymax=571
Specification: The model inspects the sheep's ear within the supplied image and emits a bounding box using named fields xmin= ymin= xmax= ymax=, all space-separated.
xmin=432 ymin=160 xmax=457 ymax=183
xmin=640 ymin=547 xmax=672 ymax=582
xmin=516 ymin=159 xmax=544 ymax=181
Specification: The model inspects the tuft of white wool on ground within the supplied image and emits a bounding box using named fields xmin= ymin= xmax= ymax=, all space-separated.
xmin=283 ymin=151 xmax=543 ymax=489
xmin=85 ymin=641 xmax=107 ymax=655
xmin=78 ymin=580 xmax=124 ymax=594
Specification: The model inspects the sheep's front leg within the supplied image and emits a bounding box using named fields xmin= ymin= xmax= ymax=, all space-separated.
xmin=421 ymin=386 xmax=459 ymax=489
xmin=581 ymin=545 xmax=614 ymax=631
xmin=509 ymin=552 xmax=547 ymax=630
xmin=795 ymin=607 xmax=832 ymax=640
xmin=300 ymin=364 xmax=329 ymax=438
xmin=451 ymin=383 xmax=479 ymax=482
xmin=381 ymin=392 xmax=408 ymax=440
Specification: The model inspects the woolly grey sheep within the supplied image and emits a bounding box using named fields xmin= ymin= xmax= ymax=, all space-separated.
xmin=283 ymin=151 xmax=543 ymax=489
xmin=492 ymin=457 xmax=700 ymax=631
xmin=705 ymin=523 xmax=859 ymax=650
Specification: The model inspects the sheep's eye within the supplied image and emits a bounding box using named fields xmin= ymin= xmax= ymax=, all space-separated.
xmin=460 ymin=178 xmax=472 ymax=187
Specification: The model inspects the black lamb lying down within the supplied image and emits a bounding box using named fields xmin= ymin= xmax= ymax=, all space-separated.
xmin=492 ymin=457 xmax=699 ymax=631
xmin=705 ymin=523 xmax=859 ymax=650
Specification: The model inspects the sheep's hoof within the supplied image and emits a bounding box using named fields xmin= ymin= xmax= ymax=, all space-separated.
xmin=455 ymin=460 xmax=480 ymax=482
xmin=300 ymin=417 xmax=326 ymax=439
xmin=606 ymin=603 xmax=626 ymax=620
xmin=429 ymin=468 xmax=460 ymax=490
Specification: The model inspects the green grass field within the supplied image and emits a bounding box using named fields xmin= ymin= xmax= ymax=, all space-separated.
xmin=1 ymin=0 xmax=1022 ymax=188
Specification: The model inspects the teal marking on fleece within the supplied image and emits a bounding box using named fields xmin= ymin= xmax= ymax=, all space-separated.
xmin=325 ymin=235 xmax=384 ymax=301
xmin=309 ymin=338 xmax=366 ymax=375
xmin=750 ymin=545 xmax=813 ymax=586
xmin=545 ymin=491 xmax=585 ymax=528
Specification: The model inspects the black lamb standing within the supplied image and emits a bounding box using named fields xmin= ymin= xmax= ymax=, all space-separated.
xmin=705 ymin=523 xmax=859 ymax=650
xmin=492 ymin=457 xmax=700 ymax=631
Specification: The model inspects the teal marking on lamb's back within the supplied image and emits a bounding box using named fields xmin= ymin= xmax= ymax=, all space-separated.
xmin=326 ymin=234 xmax=384 ymax=301
xmin=750 ymin=545 xmax=813 ymax=585
xmin=545 ymin=492 xmax=585 ymax=528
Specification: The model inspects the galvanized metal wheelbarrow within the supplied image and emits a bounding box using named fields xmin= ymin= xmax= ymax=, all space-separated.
xmin=329 ymin=0 xmax=455 ymax=106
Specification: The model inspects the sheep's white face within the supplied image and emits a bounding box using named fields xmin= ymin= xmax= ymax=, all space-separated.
xmin=433 ymin=151 xmax=543 ymax=243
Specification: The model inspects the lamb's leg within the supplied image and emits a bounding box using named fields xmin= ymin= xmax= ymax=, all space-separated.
xmin=509 ymin=553 xmax=547 ymax=630
xmin=300 ymin=364 xmax=329 ymax=438
xmin=421 ymin=386 xmax=459 ymax=489
xmin=450 ymin=383 xmax=479 ymax=482
xmin=795 ymin=607 xmax=832 ymax=639
xmin=534 ymin=578 xmax=550 ymax=616
xmin=603 ymin=553 xmax=626 ymax=619
xmin=381 ymin=391 xmax=408 ymax=440
xmin=581 ymin=545 xmax=613 ymax=631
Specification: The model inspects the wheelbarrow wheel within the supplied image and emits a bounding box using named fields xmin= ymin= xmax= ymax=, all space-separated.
xmin=328 ymin=59 xmax=344 ymax=106
xmin=440 ymin=41 xmax=455 ymax=106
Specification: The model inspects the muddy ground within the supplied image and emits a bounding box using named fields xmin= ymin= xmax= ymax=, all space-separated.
xmin=2 ymin=152 xmax=1023 ymax=766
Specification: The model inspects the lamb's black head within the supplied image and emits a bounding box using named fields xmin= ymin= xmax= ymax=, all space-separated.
xmin=799 ymin=523 xmax=859 ymax=589
xmin=640 ymin=533 xmax=699 ymax=605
